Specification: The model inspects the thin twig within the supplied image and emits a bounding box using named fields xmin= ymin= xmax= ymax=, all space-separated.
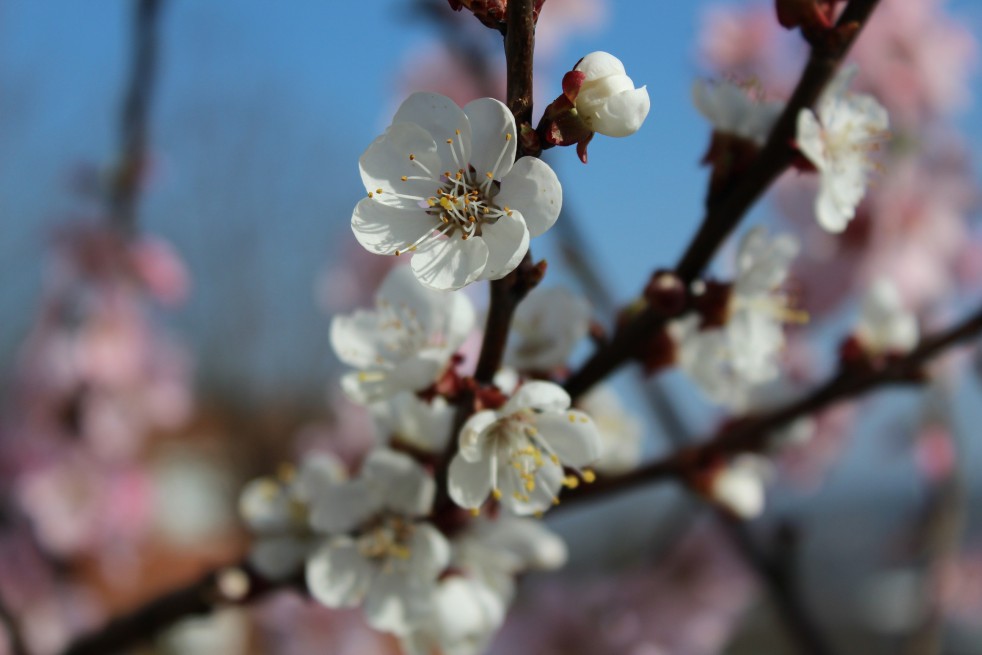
xmin=558 ymin=301 xmax=982 ymax=509
xmin=108 ymin=0 xmax=162 ymax=235
xmin=60 ymin=561 xmax=296 ymax=655
xmin=434 ymin=0 xmax=541 ymax=509
xmin=562 ymin=0 xmax=882 ymax=400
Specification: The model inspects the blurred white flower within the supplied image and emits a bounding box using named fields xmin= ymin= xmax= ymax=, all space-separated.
xmin=238 ymin=453 xmax=346 ymax=580
xmin=573 ymin=52 xmax=651 ymax=137
xmin=855 ymin=278 xmax=919 ymax=356
xmin=453 ymin=516 xmax=568 ymax=604
xmin=506 ymin=286 xmax=591 ymax=371
xmin=447 ymin=381 xmax=602 ymax=515
xmin=352 ymin=93 xmax=562 ymax=290
xmin=304 ymin=449 xmax=448 ymax=637
xmin=401 ymin=577 xmax=505 ymax=655
xmin=797 ymin=65 xmax=889 ymax=232
xmin=578 ymin=385 xmax=644 ymax=474
xmin=331 ymin=266 xmax=474 ymax=404
xmin=693 ymin=78 xmax=783 ymax=144
xmin=371 ymin=392 xmax=455 ymax=453
xmin=672 ymin=228 xmax=800 ymax=411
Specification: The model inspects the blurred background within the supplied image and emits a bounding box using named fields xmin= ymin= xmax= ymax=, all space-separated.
xmin=2 ymin=0 xmax=982 ymax=653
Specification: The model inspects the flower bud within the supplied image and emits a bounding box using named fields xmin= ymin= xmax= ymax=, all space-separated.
xmin=538 ymin=51 xmax=649 ymax=163
xmin=572 ymin=52 xmax=650 ymax=138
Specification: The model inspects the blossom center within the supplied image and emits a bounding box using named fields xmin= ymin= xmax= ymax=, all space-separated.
xmin=357 ymin=515 xmax=415 ymax=565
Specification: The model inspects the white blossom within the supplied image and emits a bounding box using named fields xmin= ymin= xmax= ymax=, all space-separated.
xmin=447 ymin=381 xmax=602 ymax=515
xmin=371 ymin=392 xmax=455 ymax=453
xmin=401 ymin=577 xmax=505 ymax=655
xmin=238 ymin=453 xmax=345 ymax=580
xmin=452 ymin=516 xmax=568 ymax=604
xmin=506 ymin=286 xmax=591 ymax=371
xmin=304 ymin=449 xmax=449 ymax=636
xmin=401 ymin=516 xmax=566 ymax=655
xmin=578 ymin=385 xmax=644 ymax=474
xmin=573 ymin=52 xmax=651 ymax=137
xmin=672 ymin=228 xmax=801 ymax=411
xmin=796 ymin=65 xmax=889 ymax=233
xmin=855 ymin=279 xmax=919 ymax=356
xmin=692 ymin=78 xmax=783 ymax=144
xmin=709 ymin=455 xmax=772 ymax=519
xmin=330 ymin=266 xmax=474 ymax=404
xmin=352 ymin=93 xmax=562 ymax=290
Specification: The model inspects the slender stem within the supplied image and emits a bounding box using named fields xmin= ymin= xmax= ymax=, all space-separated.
xmin=558 ymin=301 xmax=982 ymax=509
xmin=434 ymin=0 xmax=541 ymax=509
xmin=562 ymin=0 xmax=882 ymax=400
xmin=60 ymin=562 xmax=297 ymax=655
xmin=109 ymin=0 xmax=162 ymax=236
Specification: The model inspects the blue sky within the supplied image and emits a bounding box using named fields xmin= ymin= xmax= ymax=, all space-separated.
xmin=1 ymin=0 xmax=980 ymax=398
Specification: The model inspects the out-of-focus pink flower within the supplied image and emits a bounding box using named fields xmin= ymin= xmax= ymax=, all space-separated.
xmin=129 ymin=236 xmax=191 ymax=305
xmin=15 ymin=450 xmax=154 ymax=562
xmin=398 ymin=42 xmax=506 ymax=106
xmin=11 ymin=223 xmax=193 ymax=461
xmin=253 ymin=592 xmax=398 ymax=655
xmin=913 ymin=424 xmax=956 ymax=482
xmin=492 ymin=523 xmax=756 ymax=655
xmin=535 ymin=0 xmax=607 ymax=58
xmin=698 ymin=4 xmax=801 ymax=95
xmin=934 ymin=549 xmax=982 ymax=625
xmin=851 ymin=0 xmax=976 ymax=126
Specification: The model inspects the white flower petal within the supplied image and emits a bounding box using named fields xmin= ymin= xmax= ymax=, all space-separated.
xmin=238 ymin=478 xmax=292 ymax=533
xmin=430 ymin=577 xmax=506 ymax=654
xmin=795 ymin=108 xmax=826 ymax=169
xmin=480 ymin=517 xmax=568 ymax=571
xmin=463 ymin=98 xmax=517 ymax=182
xmin=500 ymin=455 xmax=563 ymax=516
xmin=411 ymin=235 xmax=489 ymax=291
xmin=363 ymin=572 xmax=432 ymax=636
xmin=340 ymin=369 xmax=399 ymax=405
xmin=502 ymin=380 xmax=570 ymax=415
xmin=363 ymin=449 xmax=436 ymax=518
xmin=308 ymin=479 xmax=378 ymax=534
xmin=306 ymin=539 xmax=374 ymax=608
xmin=534 ymin=410 xmax=602 ymax=468
xmin=574 ymin=51 xmax=627 ymax=79
xmin=329 ymin=308 xmax=394 ymax=369
xmin=588 ymin=86 xmax=651 ymax=137
xmin=359 ymin=122 xmax=442 ymax=208
xmin=373 ymin=393 xmax=455 ymax=453
xmin=293 ymin=453 xmax=347 ymax=504
xmin=479 ymin=211 xmax=529 ymax=281
xmin=409 ymin=523 xmax=452 ymax=579
xmin=495 ymin=157 xmax=562 ymax=238
xmin=448 ymin=454 xmax=493 ymax=510
xmin=351 ymin=198 xmax=438 ymax=256
xmin=459 ymin=410 xmax=498 ymax=462
xmin=394 ymin=92 xmax=472 ymax=173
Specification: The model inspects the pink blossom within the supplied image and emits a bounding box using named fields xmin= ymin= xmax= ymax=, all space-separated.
xmin=851 ymin=0 xmax=977 ymax=126
xmin=698 ymin=3 xmax=802 ymax=95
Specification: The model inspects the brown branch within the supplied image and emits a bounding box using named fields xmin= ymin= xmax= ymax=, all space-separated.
xmin=434 ymin=0 xmax=541 ymax=510
xmin=559 ymin=300 xmax=982 ymax=509
xmin=60 ymin=561 xmax=297 ymax=655
xmin=562 ymin=0 xmax=882 ymax=400
xmin=108 ymin=0 xmax=162 ymax=235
